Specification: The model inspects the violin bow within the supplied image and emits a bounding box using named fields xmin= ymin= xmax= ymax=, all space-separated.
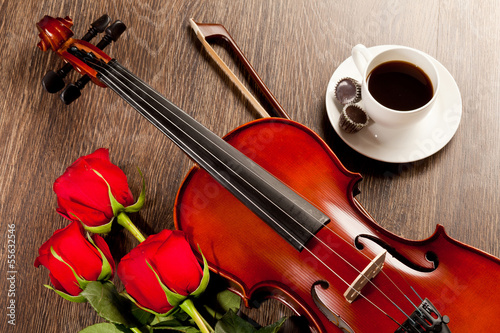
xmin=189 ymin=19 xmax=291 ymax=120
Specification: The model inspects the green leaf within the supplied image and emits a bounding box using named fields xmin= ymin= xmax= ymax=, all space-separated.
xmin=172 ymin=310 xmax=191 ymax=322
xmin=150 ymin=313 xmax=179 ymax=326
xmin=195 ymin=273 xmax=241 ymax=321
xmin=44 ymin=284 xmax=86 ymax=303
xmin=190 ymin=249 xmax=210 ymax=298
xmin=151 ymin=319 xmax=200 ymax=332
xmin=150 ymin=313 xmax=198 ymax=332
xmin=214 ymin=310 xmax=286 ymax=333
xmin=125 ymin=168 xmax=146 ymax=213
xmin=81 ymin=218 xmax=114 ymax=235
xmin=256 ymin=317 xmax=286 ymax=333
xmin=130 ymin=301 xmax=155 ymax=326
xmin=200 ymin=289 xmax=240 ymax=322
xmin=152 ymin=326 xmax=199 ymax=332
xmin=70 ymin=210 xmax=114 ymax=235
xmin=215 ymin=290 xmax=241 ymax=313
xmin=214 ymin=310 xmax=254 ymax=333
xmin=79 ymin=323 xmax=129 ymax=333
xmin=81 ymin=281 xmax=141 ymax=328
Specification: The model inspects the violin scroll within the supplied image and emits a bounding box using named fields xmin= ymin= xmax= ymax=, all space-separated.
xmin=37 ymin=15 xmax=126 ymax=104
xmin=37 ymin=16 xmax=74 ymax=52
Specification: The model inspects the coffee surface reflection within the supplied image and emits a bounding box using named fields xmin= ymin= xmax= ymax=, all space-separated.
xmin=367 ymin=60 xmax=433 ymax=111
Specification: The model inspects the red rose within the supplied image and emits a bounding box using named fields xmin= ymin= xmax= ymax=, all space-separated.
xmin=53 ymin=148 xmax=143 ymax=234
xmin=117 ymin=230 xmax=208 ymax=314
xmin=34 ymin=221 xmax=115 ymax=301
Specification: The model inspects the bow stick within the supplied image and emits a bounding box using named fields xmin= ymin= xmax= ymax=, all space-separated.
xmin=190 ymin=19 xmax=290 ymax=120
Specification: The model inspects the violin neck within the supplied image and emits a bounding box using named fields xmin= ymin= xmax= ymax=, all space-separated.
xmin=96 ymin=60 xmax=329 ymax=250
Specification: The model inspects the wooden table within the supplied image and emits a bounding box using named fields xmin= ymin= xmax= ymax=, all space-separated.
xmin=1 ymin=1 xmax=499 ymax=332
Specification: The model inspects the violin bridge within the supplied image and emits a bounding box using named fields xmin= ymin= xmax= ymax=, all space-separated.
xmin=344 ymin=250 xmax=387 ymax=303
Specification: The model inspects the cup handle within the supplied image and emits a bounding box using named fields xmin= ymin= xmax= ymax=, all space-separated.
xmin=352 ymin=44 xmax=372 ymax=76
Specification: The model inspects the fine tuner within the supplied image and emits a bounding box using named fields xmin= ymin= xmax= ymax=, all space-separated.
xmin=38 ymin=15 xmax=126 ymax=105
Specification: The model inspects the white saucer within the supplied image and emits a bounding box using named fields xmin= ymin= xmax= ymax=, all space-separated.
xmin=325 ymin=45 xmax=462 ymax=163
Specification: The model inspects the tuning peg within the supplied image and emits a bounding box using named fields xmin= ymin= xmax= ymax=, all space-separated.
xmin=95 ymin=20 xmax=127 ymax=49
xmin=58 ymin=21 xmax=127 ymax=104
xmin=42 ymin=69 xmax=68 ymax=93
xmin=41 ymin=14 xmax=111 ymax=94
xmin=59 ymin=83 xmax=81 ymax=105
xmin=81 ymin=14 xmax=110 ymax=40
xmin=60 ymin=76 xmax=91 ymax=105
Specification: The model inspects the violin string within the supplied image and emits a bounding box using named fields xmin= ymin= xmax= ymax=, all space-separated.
xmin=386 ymin=255 xmax=426 ymax=316
xmin=92 ymin=59 xmax=415 ymax=329
xmin=382 ymin=251 xmax=426 ymax=306
xmin=321 ymin=226 xmax=421 ymax=314
xmin=412 ymin=286 xmax=424 ymax=302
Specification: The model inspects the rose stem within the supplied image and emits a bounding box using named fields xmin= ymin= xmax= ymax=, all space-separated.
xmin=179 ymin=298 xmax=214 ymax=333
xmin=117 ymin=212 xmax=146 ymax=243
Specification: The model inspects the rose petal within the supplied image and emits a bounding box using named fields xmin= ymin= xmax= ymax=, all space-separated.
xmin=85 ymin=157 xmax=134 ymax=207
xmin=54 ymin=161 xmax=113 ymax=217
xmin=151 ymin=230 xmax=203 ymax=295
xmin=56 ymin=197 xmax=111 ymax=226
xmin=49 ymin=222 xmax=104 ymax=280
xmin=53 ymin=148 xmax=135 ymax=229
xmin=92 ymin=234 xmax=115 ymax=278
xmin=117 ymin=230 xmax=202 ymax=314
xmin=89 ymin=148 xmax=110 ymax=161
xmin=47 ymin=252 xmax=83 ymax=296
xmin=118 ymin=252 xmax=172 ymax=314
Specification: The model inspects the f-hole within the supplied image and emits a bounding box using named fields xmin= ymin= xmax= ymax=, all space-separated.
xmin=355 ymin=234 xmax=439 ymax=272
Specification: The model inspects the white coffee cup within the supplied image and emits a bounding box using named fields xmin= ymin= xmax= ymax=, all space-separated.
xmin=352 ymin=44 xmax=439 ymax=128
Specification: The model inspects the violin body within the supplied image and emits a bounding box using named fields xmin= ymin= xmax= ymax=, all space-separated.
xmin=175 ymin=118 xmax=500 ymax=332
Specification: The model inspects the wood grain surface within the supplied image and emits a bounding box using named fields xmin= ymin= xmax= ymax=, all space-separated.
xmin=1 ymin=0 xmax=499 ymax=332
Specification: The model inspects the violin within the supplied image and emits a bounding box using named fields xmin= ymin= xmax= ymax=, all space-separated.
xmin=36 ymin=15 xmax=500 ymax=332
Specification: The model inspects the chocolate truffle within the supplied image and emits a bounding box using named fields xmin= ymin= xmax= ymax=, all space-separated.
xmin=339 ymin=104 xmax=369 ymax=133
xmin=334 ymin=78 xmax=361 ymax=105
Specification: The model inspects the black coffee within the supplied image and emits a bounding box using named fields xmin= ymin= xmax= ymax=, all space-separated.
xmin=367 ymin=61 xmax=433 ymax=111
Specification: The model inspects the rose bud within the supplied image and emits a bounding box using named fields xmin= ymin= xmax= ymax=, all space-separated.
xmin=34 ymin=221 xmax=115 ymax=302
xmin=53 ymin=148 xmax=145 ymax=235
xmin=117 ymin=229 xmax=209 ymax=315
